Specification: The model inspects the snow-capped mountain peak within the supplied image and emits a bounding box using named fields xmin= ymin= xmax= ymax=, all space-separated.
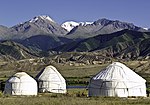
xmin=29 ymin=15 xmax=55 ymax=23
xmin=79 ymin=22 xmax=93 ymax=26
xmin=143 ymin=28 xmax=149 ymax=30
xmin=61 ymin=21 xmax=93 ymax=32
xmin=61 ymin=21 xmax=79 ymax=31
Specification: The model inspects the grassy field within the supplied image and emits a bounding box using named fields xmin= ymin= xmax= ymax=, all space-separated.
xmin=0 ymin=60 xmax=150 ymax=86
xmin=0 ymin=60 xmax=150 ymax=105
xmin=0 ymin=61 xmax=108 ymax=86
xmin=0 ymin=89 xmax=150 ymax=105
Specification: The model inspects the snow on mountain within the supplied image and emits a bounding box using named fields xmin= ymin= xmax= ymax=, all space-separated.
xmin=61 ymin=21 xmax=79 ymax=32
xmin=143 ymin=28 xmax=149 ymax=30
xmin=29 ymin=15 xmax=55 ymax=23
xmin=9 ymin=15 xmax=68 ymax=39
xmin=79 ymin=22 xmax=93 ymax=26
xmin=61 ymin=21 xmax=93 ymax=32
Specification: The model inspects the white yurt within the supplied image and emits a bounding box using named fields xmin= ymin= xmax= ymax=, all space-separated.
xmin=4 ymin=72 xmax=37 ymax=95
xmin=36 ymin=65 xmax=66 ymax=93
xmin=88 ymin=62 xmax=146 ymax=97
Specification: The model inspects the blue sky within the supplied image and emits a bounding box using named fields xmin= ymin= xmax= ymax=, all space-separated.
xmin=0 ymin=0 xmax=150 ymax=28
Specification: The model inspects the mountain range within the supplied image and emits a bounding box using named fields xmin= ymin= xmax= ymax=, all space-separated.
xmin=52 ymin=29 xmax=150 ymax=59
xmin=0 ymin=15 xmax=149 ymax=40
xmin=0 ymin=15 xmax=149 ymax=60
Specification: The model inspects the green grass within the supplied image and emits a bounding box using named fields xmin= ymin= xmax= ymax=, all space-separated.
xmin=0 ymin=60 xmax=150 ymax=105
xmin=54 ymin=64 xmax=107 ymax=86
xmin=0 ymin=60 xmax=150 ymax=87
xmin=0 ymin=89 xmax=150 ymax=105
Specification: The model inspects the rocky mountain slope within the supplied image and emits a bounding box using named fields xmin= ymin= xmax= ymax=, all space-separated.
xmin=0 ymin=16 xmax=149 ymax=60
xmin=0 ymin=25 xmax=14 ymax=40
xmin=0 ymin=41 xmax=38 ymax=60
xmin=9 ymin=15 xmax=68 ymax=39
xmin=65 ymin=18 xmax=147 ymax=39
xmin=18 ymin=34 xmax=73 ymax=51
xmin=0 ymin=16 xmax=148 ymax=40
xmin=52 ymin=30 xmax=150 ymax=59
xmin=0 ymin=29 xmax=149 ymax=60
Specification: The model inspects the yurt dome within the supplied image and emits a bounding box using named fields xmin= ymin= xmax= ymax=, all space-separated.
xmin=36 ymin=65 xmax=66 ymax=93
xmin=4 ymin=72 xmax=37 ymax=95
xmin=88 ymin=62 xmax=146 ymax=97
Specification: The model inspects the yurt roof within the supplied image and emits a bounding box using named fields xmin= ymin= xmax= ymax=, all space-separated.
xmin=8 ymin=72 xmax=35 ymax=82
xmin=92 ymin=62 xmax=146 ymax=82
xmin=36 ymin=65 xmax=65 ymax=81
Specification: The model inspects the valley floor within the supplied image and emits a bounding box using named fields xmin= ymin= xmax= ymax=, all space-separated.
xmin=0 ymin=59 xmax=150 ymax=87
xmin=0 ymin=59 xmax=150 ymax=105
xmin=0 ymin=89 xmax=150 ymax=105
